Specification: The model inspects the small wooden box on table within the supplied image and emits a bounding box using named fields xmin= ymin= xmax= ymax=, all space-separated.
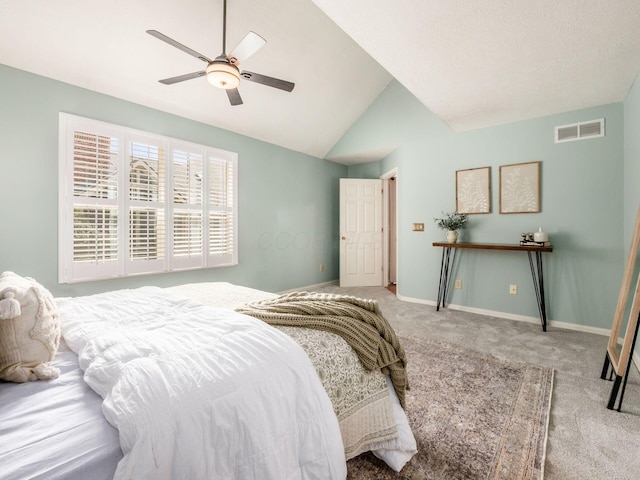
xmin=432 ymin=242 xmax=553 ymax=331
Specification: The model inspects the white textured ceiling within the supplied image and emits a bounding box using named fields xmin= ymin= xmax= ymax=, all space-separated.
xmin=3 ymin=2 xmax=640 ymax=163
xmin=312 ymin=0 xmax=640 ymax=132
xmin=0 ymin=0 xmax=391 ymax=159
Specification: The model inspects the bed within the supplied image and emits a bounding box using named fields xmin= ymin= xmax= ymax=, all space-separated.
xmin=0 ymin=278 xmax=416 ymax=479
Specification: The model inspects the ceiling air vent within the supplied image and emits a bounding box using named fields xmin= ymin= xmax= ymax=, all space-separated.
xmin=555 ymin=118 xmax=604 ymax=143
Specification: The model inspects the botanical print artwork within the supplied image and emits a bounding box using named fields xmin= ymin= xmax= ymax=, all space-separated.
xmin=499 ymin=162 xmax=540 ymax=213
xmin=456 ymin=167 xmax=490 ymax=214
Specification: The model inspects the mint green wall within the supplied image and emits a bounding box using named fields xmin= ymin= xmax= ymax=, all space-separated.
xmin=0 ymin=64 xmax=346 ymax=297
xmin=346 ymin=161 xmax=381 ymax=179
xmin=337 ymin=81 xmax=624 ymax=329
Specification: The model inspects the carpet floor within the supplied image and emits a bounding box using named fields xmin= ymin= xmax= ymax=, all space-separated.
xmin=347 ymin=336 xmax=553 ymax=479
xmin=313 ymin=284 xmax=640 ymax=480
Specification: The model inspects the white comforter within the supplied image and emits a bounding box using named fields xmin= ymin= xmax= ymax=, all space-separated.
xmin=58 ymin=287 xmax=347 ymax=480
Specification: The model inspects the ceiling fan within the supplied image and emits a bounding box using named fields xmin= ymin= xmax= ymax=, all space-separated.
xmin=147 ymin=0 xmax=294 ymax=106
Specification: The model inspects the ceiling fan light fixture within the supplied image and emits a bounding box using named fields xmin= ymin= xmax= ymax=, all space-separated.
xmin=206 ymin=61 xmax=240 ymax=90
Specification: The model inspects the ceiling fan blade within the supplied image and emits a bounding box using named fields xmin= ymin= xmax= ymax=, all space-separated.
xmin=226 ymin=88 xmax=243 ymax=106
xmin=240 ymin=71 xmax=294 ymax=92
xmin=227 ymin=31 xmax=266 ymax=66
xmin=147 ymin=30 xmax=212 ymax=63
xmin=159 ymin=71 xmax=206 ymax=85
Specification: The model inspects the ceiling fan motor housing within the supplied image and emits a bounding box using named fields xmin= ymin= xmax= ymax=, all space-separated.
xmin=206 ymin=57 xmax=240 ymax=89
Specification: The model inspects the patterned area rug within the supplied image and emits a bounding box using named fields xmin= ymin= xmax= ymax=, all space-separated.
xmin=348 ymin=336 xmax=554 ymax=480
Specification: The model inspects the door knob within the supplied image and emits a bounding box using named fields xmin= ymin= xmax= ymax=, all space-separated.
xmin=341 ymin=236 xmax=346 ymax=240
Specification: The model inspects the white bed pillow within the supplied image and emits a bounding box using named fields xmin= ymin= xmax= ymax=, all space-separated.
xmin=0 ymin=272 xmax=60 ymax=382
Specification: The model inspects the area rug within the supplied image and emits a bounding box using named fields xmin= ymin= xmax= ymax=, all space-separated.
xmin=347 ymin=336 xmax=554 ymax=480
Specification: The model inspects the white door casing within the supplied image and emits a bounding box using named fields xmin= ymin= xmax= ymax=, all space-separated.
xmin=381 ymin=167 xmax=398 ymax=288
xmin=339 ymin=178 xmax=382 ymax=287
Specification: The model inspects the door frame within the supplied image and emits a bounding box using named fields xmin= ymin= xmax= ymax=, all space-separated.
xmin=381 ymin=167 xmax=398 ymax=288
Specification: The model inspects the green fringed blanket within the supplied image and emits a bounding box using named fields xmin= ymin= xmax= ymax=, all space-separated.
xmin=235 ymin=291 xmax=407 ymax=408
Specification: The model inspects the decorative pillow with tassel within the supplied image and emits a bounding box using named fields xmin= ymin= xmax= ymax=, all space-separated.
xmin=0 ymin=271 xmax=61 ymax=382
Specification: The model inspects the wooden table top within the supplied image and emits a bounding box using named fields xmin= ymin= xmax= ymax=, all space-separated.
xmin=432 ymin=242 xmax=553 ymax=253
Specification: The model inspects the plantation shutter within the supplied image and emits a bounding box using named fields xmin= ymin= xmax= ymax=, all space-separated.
xmin=63 ymin=126 xmax=122 ymax=282
xmin=127 ymin=136 xmax=167 ymax=274
xmin=207 ymin=154 xmax=236 ymax=266
xmin=171 ymin=147 xmax=204 ymax=269
xmin=59 ymin=113 xmax=238 ymax=283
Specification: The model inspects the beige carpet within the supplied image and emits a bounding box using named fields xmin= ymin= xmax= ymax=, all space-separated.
xmin=347 ymin=336 xmax=554 ymax=479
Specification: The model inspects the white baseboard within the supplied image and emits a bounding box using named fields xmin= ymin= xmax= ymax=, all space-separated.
xmin=274 ymin=285 xmax=640 ymax=372
xmin=396 ymin=293 xmax=612 ymax=335
xmin=277 ymin=285 xmax=640 ymax=373
xmin=396 ymin=293 xmax=640 ymax=372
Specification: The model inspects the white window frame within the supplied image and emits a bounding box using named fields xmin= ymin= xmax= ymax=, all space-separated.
xmin=58 ymin=113 xmax=238 ymax=283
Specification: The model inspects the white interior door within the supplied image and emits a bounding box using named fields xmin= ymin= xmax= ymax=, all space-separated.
xmin=339 ymin=178 xmax=382 ymax=287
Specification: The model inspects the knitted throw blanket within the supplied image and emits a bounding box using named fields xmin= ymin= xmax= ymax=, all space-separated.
xmin=235 ymin=292 xmax=407 ymax=408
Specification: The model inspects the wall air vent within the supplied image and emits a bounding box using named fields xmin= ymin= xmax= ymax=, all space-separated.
xmin=555 ymin=118 xmax=604 ymax=143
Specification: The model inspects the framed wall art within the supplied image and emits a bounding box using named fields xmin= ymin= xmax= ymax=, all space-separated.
xmin=455 ymin=166 xmax=491 ymax=214
xmin=499 ymin=161 xmax=540 ymax=214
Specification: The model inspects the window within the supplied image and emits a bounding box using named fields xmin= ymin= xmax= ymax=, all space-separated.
xmin=59 ymin=113 xmax=237 ymax=283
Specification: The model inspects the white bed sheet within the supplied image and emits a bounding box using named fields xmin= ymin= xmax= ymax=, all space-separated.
xmin=0 ymin=282 xmax=415 ymax=479
xmin=59 ymin=286 xmax=346 ymax=479
xmin=0 ymin=340 xmax=122 ymax=480
xmin=167 ymin=282 xmax=417 ymax=471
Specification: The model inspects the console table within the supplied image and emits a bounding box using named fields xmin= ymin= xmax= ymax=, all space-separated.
xmin=432 ymin=242 xmax=553 ymax=331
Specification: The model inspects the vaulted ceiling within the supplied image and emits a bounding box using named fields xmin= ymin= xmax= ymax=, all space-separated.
xmin=2 ymin=1 xmax=640 ymax=162
xmin=0 ymin=0 xmax=391 ymax=159
xmin=313 ymin=0 xmax=640 ymax=133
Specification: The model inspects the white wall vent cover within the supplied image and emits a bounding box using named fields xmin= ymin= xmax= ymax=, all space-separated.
xmin=555 ymin=118 xmax=605 ymax=143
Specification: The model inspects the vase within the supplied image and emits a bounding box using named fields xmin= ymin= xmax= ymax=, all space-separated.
xmin=446 ymin=230 xmax=458 ymax=243
xmin=533 ymin=227 xmax=548 ymax=242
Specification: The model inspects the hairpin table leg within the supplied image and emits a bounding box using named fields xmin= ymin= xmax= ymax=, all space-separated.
xmin=436 ymin=247 xmax=456 ymax=310
xmin=527 ymin=251 xmax=548 ymax=331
